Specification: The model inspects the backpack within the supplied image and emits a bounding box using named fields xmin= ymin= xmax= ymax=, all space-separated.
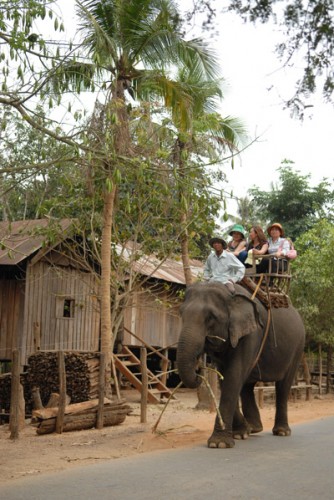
xmin=279 ymin=238 xmax=297 ymax=260
xmin=282 ymin=238 xmax=297 ymax=260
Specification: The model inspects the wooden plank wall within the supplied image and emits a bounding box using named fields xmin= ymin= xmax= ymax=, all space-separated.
xmin=0 ymin=279 xmax=25 ymax=361
xmin=123 ymin=286 xmax=181 ymax=348
xmin=21 ymin=261 xmax=100 ymax=364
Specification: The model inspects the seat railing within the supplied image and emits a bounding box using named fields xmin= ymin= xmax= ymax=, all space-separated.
xmin=244 ymin=253 xmax=291 ymax=293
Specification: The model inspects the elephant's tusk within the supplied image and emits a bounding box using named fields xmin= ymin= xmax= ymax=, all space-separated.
xmin=207 ymin=335 xmax=226 ymax=342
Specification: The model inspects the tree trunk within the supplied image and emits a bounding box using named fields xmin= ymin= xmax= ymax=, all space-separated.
xmin=100 ymin=185 xmax=117 ymax=399
xmin=180 ymin=212 xmax=193 ymax=286
xmin=175 ymin=137 xmax=193 ymax=286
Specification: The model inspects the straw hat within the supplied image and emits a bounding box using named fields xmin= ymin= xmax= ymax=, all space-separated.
xmin=267 ymin=223 xmax=284 ymax=237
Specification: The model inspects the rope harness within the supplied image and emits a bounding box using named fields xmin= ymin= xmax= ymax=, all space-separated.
xmin=240 ymin=275 xmax=289 ymax=369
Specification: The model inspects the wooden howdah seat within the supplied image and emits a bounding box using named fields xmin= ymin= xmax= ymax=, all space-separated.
xmin=241 ymin=254 xmax=292 ymax=308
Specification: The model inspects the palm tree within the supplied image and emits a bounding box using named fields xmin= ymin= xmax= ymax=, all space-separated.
xmin=60 ymin=0 xmax=221 ymax=392
xmin=170 ymin=65 xmax=247 ymax=284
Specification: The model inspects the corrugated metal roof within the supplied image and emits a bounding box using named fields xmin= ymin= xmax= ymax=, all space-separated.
xmin=0 ymin=219 xmax=73 ymax=265
xmin=0 ymin=220 xmax=204 ymax=284
xmin=117 ymin=245 xmax=204 ymax=285
xmin=133 ymin=256 xmax=203 ymax=284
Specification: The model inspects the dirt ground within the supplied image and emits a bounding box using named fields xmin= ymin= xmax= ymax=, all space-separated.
xmin=1 ymin=388 xmax=334 ymax=485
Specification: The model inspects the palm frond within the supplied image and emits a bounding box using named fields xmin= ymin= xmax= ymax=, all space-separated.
xmin=76 ymin=0 xmax=118 ymax=68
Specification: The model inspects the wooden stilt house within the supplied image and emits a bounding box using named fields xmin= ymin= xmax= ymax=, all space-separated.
xmin=0 ymin=218 xmax=204 ymax=396
xmin=0 ymin=219 xmax=100 ymax=369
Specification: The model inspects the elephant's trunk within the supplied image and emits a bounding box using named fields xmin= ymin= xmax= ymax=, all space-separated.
xmin=177 ymin=327 xmax=204 ymax=389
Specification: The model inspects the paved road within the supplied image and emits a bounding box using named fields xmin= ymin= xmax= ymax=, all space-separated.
xmin=1 ymin=417 xmax=334 ymax=500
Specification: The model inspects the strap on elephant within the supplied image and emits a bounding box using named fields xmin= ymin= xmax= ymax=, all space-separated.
xmin=251 ymin=307 xmax=272 ymax=370
xmin=245 ymin=277 xmax=276 ymax=369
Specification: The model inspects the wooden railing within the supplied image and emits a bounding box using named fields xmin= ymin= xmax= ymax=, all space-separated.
xmin=245 ymin=254 xmax=292 ymax=294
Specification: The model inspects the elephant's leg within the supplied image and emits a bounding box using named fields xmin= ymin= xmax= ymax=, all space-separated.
xmin=273 ymin=378 xmax=291 ymax=436
xmin=240 ymin=383 xmax=263 ymax=434
xmin=207 ymin=382 xmax=241 ymax=449
xmin=273 ymin=354 xmax=303 ymax=436
xmin=208 ymin=408 xmax=236 ymax=449
xmin=232 ymin=402 xmax=252 ymax=440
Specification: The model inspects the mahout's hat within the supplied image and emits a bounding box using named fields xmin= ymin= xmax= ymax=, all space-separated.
xmin=209 ymin=236 xmax=227 ymax=248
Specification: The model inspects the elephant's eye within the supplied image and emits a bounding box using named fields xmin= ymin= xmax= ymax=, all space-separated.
xmin=206 ymin=313 xmax=217 ymax=330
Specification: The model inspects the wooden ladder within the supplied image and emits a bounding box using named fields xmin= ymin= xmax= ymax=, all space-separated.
xmin=113 ymin=346 xmax=175 ymax=404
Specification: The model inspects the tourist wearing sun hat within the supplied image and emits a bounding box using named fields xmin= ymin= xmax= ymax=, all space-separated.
xmin=267 ymin=222 xmax=285 ymax=237
xmin=257 ymin=222 xmax=290 ymax=273
xmin=204 ymin=235 xmax=245 ymax=292
xmin=226 ymin=224 xmax=247 ymax=263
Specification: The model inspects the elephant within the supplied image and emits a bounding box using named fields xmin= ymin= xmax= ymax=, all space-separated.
xmin=176 ymin=282 xmax=305 ymax=448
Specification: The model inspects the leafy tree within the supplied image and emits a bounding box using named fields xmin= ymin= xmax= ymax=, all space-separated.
xmin=46 ymin=0 xmax=224 ymax=391
xmin=0 ymin=1 xmax=248 ymax=393
xmin=188 ymin=0 xmax=334 ymax=117
xmin=0 ymin=106 xmax=79 ymax=220
xmin=248 ymin=162 xmax=334 ymax=240
xmin=162 ymin=63 xmax=247 ymax=283
xmin=223 ymin=195 xmax=264 ymax=231
xmin=290 ymin=220 xmax=334 ymax=389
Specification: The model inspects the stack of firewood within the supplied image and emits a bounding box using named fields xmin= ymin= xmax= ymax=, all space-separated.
xmin=26 ymin=351 xmax=101 ymax=407
xmin=0 ymin=372 xmax=31 ymax=413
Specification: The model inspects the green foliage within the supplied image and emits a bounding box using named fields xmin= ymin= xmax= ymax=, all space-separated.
xmin=290 ymin=219 xmax=334 ymax=347
xmin=225 ymin=195 xmax=264 ymax=230
xmin=0 ymin=1 xmax=64 ymax=98
xmin=248 ymin=162 xmax=334 ymax=240
xmin=0 ymin=106 xmax=80 ymax=221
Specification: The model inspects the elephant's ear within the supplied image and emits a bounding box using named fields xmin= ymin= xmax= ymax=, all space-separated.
xmin=228 ymin=295 xmax=260 ymax=348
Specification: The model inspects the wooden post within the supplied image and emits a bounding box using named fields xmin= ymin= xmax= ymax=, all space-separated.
xmin=208 ymin=369 xmax=218 ymax=413
xmin=111 ymin=353 xmax=121 ymax=400
xmin=55 ymin=351 xmax=66 ymax=434
xmin=9 ymin=350 xmax=21 ymax=440
xmin=140 ymin=347 xmax=148 ymax=424
xmin=319 ymin=344 xmax=323 ymax=396
xmin=31 ymin=386 xmax=44 ymax=410
xmin=257 ymin=382 xmax=264 ymax=409
xmin=302 ymin=354 xmax=312 ymax=401
xmin=160 ymin=349 xmax=168 ymax=387
xmin=96 ymin=352 xmax=106 ymax=429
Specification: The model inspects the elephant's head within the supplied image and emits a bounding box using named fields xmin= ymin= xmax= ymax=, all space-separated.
xmin=176 ymin=283 xmax=262 ymax=388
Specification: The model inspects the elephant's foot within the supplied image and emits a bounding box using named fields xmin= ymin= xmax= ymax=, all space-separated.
xmin=232 ymin=422 xmax=251 ymax=440
xmin=272 ymin=425 xmax=291 ymax=436
xmin=247 ymin=418 xmax=263 ymax=434
xmin=249 ymin=423 xmax=263 ymax=434
xmin=207 ymin=430 xmax=235 ymax=449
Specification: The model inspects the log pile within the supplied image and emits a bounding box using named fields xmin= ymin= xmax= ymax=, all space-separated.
xmin=33 ymin=398 xmax=131 ymax=435
xmin=0 ymin=372 xmax=31 ymax=414
xmin=26 ymin=351 xmax=101 ymax=407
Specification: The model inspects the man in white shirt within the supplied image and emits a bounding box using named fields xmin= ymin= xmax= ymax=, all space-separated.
xmin=203 ymin=236 xmax=245 ymax=293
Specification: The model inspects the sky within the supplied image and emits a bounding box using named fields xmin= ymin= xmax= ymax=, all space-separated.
xmin=214 ymin=13 xmax=334 ymax=205
xmin=55 ymin=1 xmax=334 ymax=214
